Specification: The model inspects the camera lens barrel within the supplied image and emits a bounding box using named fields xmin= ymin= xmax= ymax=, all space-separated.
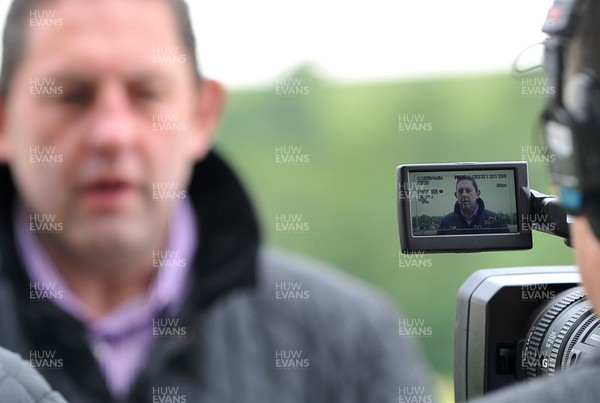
xmin=521 ymin=287 xmax=600 ymax=378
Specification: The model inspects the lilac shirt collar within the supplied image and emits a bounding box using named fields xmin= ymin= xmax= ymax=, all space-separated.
xmin=14 ymin=199 xmax=198 ymax=336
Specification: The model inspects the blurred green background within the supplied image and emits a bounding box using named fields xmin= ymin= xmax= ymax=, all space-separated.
xmin=214 ymin=68 xmax=575 ymax=401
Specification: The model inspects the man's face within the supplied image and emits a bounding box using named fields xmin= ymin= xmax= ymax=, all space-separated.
xmin=455 ymin=179 xmax=480 ymax=215
xmin=0 ymin=0 xmax=222 ymax=263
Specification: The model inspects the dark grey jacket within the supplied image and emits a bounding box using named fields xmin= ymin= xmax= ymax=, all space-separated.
xmin=437 ymin=198 xmax=509 ymax=235
xmin=0 ymin=153 xmax=433 ymax=402
xmin=0 ymin=346 xmax=66 ymax=402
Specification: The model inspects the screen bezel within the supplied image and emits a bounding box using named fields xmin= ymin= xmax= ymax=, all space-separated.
xmin=397 ymin=162 xmax=532 ymax=253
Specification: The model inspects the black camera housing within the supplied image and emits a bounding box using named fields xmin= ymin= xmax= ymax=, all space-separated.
xmin=454 ymin=266 xmax=581 ymax=401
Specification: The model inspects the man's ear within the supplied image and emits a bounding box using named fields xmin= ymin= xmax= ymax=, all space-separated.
xmin=476 ymin=190 xmax=481 ymax=197
xmin=189 ymin=79 xmax=226 ymax=160
xmin=454 ymin=192 xmax=457 ymax=198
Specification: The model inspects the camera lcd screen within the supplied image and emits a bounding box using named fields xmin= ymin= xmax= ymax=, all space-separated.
xmin=409 ymin=169 xmax=517 ymax=236
xmin=397 ymin=162 xmax=532 ymax=253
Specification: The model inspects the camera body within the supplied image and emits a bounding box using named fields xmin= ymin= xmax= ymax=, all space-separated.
xmin=395 ymin=161 xmax=597 ymax=401
xmin=454 ymin=266 xmax=583 ymax=401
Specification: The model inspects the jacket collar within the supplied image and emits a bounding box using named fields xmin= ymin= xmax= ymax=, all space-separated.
xmin=0 ymin=151 xmax=259 ymax=309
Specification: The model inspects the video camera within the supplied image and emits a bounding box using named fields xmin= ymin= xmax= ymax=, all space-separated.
xmin=395 ymin=161 xmax=599 ymax=401
xmin=394 ymin=0 xmax=600 ymax=400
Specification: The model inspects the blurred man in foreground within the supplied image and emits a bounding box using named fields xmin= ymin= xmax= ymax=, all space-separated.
xmin=0 ymin=0 xmax=433 ymax=401
xmin=473 ymin=0 xmax=600 ymax=401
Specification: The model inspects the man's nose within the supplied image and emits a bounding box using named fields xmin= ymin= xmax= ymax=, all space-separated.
xmin=83 ymin=82 xmax=138 ymax=155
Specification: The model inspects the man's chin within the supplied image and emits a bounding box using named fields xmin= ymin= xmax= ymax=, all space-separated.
xmin=64 ymin=216 xmax=156 ymax=259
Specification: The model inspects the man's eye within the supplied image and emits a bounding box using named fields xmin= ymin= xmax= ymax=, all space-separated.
xmin=132 ymin=87 xmax=161 ymax=101
xmin=137 ymin=90 xmax=157 ymax=99
xmin=61 ymin=90 xmax=93 ymax=105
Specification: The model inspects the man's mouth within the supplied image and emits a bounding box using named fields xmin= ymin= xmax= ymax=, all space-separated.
xmin=81 ymin=177 xmax=138 ymax=210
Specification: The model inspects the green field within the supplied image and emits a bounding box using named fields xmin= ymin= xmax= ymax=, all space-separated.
xmin=214 ymin=68 xmax=575 ymax=400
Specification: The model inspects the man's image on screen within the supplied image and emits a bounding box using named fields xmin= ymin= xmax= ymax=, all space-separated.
xmin=436 ymin=176 xmax=509 ymax=235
